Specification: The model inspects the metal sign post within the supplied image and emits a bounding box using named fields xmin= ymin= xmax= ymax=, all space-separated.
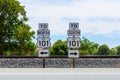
xmin=37 ymin=23 xmax=51 ymax=57
xmin=67 ymin=22 xmax=81 ymax=67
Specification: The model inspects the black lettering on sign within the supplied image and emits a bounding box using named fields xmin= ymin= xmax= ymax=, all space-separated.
xmin=69 ymin=40 xmax=79 ymax=47
xmin=72 ymin=41 xmax=76 ymax=46
xmin=73 ymin=24 xmax=77 ymax=28
xmin=69 ymin=23 xmax=79 ymax=29
xmin=39 ymin=23 xmax=48 ymax=29
xmin=70 ymin=52 xmax=77 ymax=55
xmin=39 ymin=41 xmax=49 ymax=47
xmin=37 ymin=30 xmax=41 ymax=35
xmin=71 ymin=24 xmax=74 ymax=28
xmin=40 ymin=52 xmax=48 ymax=55
xmin=43 ymin=24 xmax=48 ymax=29
xmin=77 ymin=40 xmax=79 ymax=46
xmin=39 ymin=41 xmax=41 ymax=46
xmin=42 ymin=41 xmax=46 ymax=46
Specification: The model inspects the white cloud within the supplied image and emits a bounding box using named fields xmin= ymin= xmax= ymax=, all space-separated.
xmin=22 ymin=0 xmax=120 ymax=18
xmin=19 ymin=0 xmax=120 ymax=36
xmin=80 ymin=21 xmax=120 ymax=35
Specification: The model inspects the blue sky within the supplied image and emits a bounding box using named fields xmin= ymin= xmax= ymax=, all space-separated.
xmin=19 ymin=0 xmax=120 ymax=48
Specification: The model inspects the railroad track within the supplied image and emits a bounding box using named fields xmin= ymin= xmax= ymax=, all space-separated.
xmin=0 ymin=55 xmax=120 ymax=58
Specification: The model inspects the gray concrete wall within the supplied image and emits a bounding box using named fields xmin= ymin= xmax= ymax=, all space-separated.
xmin=0 ymin=58 xmax=120 ymax=68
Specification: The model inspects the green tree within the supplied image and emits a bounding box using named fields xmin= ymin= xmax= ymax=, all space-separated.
xmin=79 ymin=37 xmax=99 ymax=55
xmin=109 ymin=48 xmax=117 ymax=55
xmin=98 ymin=44 xmax=110 ymax=55
xmin=50 ymin=40 xmax=68 ymax=55
xmin=116 ymin=46 xmax=120 ymax=55
xmin=0 ymin=0 xmax=36 ymax=55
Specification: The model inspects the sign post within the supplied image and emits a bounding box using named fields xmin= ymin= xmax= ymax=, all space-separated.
xmin=67 ymin=22 xmax=81 ymax=67
xmin=37 ymin=23 xmax=51 ymax=57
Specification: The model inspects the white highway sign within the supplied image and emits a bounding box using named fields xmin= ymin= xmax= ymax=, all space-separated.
xmin=37 ymin=30 xmax=50 ymax=37
xmin=69 ymin=23 xmax=79 ymax=30
xmin=37 ymin=37 xmax=51 ymax=48
xmin=68 ymin=50 xmax=79 ymax=58
xmin=67 ymin=37 xmax=80 ymax=48
xmin=38 ymin=49 xmax=49 ymax=57
xmin=67 ymin=29 xmax=80 ymax=36
xmin=39 ymin=23 xmax=48 ymax=30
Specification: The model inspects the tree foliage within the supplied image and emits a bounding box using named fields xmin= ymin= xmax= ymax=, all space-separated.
xmin=98 ymin=44 xmax=110 ymax=55
xmin=50 ymin=40 xmax=68 ymax=55
xmin=79 ymin=37 xmax=99 ymax=55
xmin=50 ymin=38 xmax=120 ymax=56
xmin=116 ymin=46 xmax=120 ymax=55
xmin=109 ymin=48 xmax=117 ymax=55
xmin=0 ymin=0 xmax=36 ymax=55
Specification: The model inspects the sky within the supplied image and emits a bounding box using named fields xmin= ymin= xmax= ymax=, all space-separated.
xmin=19 ymin=0 xmax=120 ymax=48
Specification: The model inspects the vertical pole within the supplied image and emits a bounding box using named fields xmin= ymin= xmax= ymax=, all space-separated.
xmin=73 ymin=58 xmax=75 ymax=68
xmin=43 ymin=58 xmax=45 ymax=68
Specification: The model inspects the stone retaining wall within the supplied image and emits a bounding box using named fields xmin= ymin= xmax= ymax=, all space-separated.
xmin=0 ymin=58 xmax=120 ymax=68
xmin=0 ymin=58 xmax=43 ymax=68
xmin=76 ymin=58 xmax=120 ymax=68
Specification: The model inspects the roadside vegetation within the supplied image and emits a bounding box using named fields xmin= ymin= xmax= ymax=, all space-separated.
xmin=0 ymin=0 xmax=37 ymax=56
xmin=50 ymin=38 xmax=120 ymax=56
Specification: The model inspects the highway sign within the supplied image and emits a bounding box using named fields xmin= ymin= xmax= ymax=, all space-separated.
xmin=38 ymin=49 xmax=49 ymax=57
xmin=68 ymin=50 xmax=79 ymax=58
xmin=37 ymin=37 xmax=51 ymax=48
xmin=69 ymin=23 xmax=79 ymax=30
xmin=37 ymin=29 xmax=50 ymax=37
xmin=67 ymin=29 xmax=80 ymax=36
xmin=39 ymin=23 xmax=48 ymax=30
xmin=67 ymin=37 xmax=80 ymax=48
